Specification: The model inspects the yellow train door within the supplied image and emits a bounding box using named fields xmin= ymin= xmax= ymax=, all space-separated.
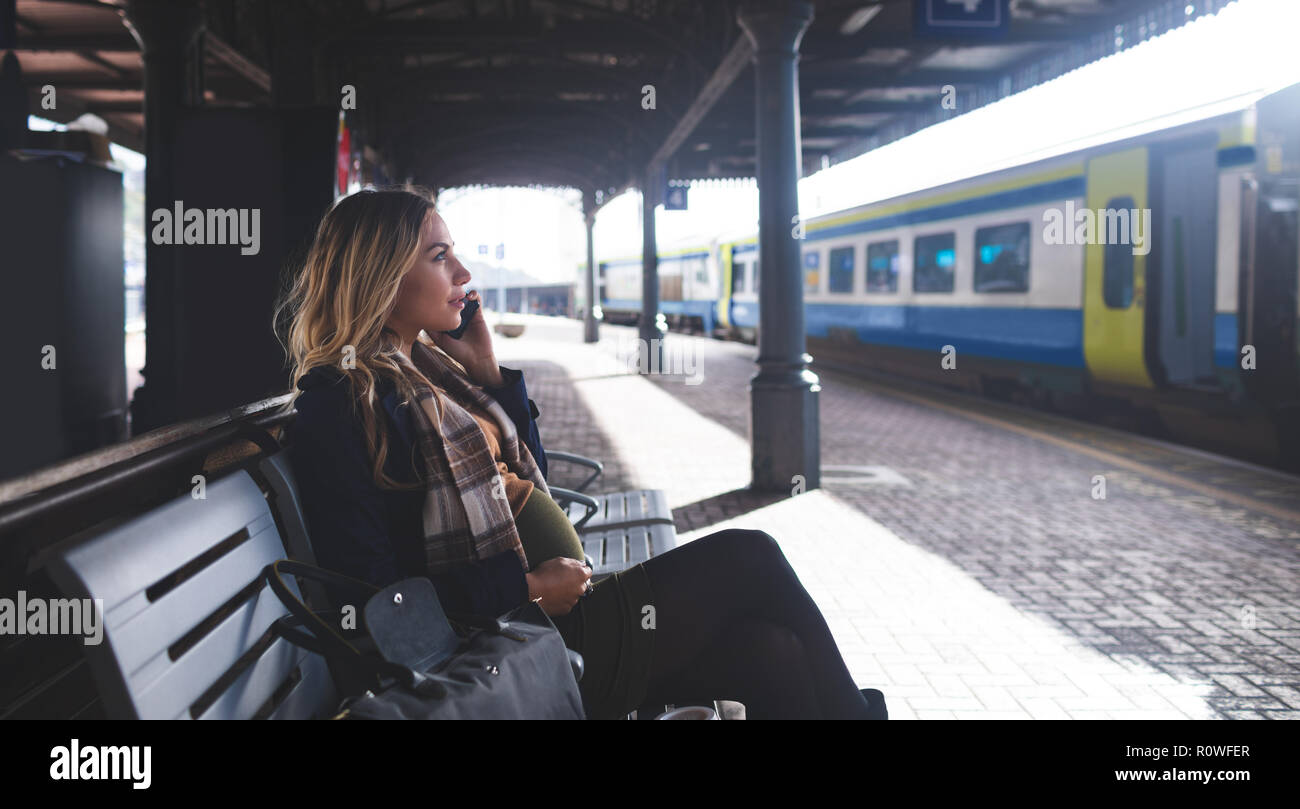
xmin=1083 ymin=147 xmax=1155 ymax=389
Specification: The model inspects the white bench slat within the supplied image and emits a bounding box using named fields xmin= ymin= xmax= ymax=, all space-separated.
xmin=582 ymin=536 xmax=605 ymax=568
xmin=626 ymin=526 xmax=651 ymax=565
xmin=586 ymin=521 xmax=678 ymax=576
xmin=197 ymin=636 xmax=306 ymax=720
xmin=564 ymin=489 xmax=675 ymax=532
xmin=115 ymin=520 xmax=283 ymax=679
xmin=57 ymin=474 xmax=273 ymax=609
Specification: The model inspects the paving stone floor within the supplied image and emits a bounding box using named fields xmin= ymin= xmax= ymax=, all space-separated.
xmin=493 ymin=315 xmax=1300 ymax=719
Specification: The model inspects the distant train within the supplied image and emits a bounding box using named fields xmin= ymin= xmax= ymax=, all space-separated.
xmin=597 ymin=82 xmax=1300 ymax=465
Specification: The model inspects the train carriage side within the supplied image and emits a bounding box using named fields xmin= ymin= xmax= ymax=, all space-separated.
xmin=597 ymin=243 xmax=720 ymax=333
xmin=658 ymin=247 xmax=717 ymax=335
xmin=1076 ymin=103 xmax=1292 ymax=417
xmin=1083 ymin=114 xmax=1256 ymax=403
xmin=801 ymin=104 xmax=1286 ymax=419
xmin=591 ymin=83 xmax=1298 ymax=465
xmin=801 ymin=158 xmax=1091 ymax=397
xmin=596 ymin=255 xmax=642 ymax=326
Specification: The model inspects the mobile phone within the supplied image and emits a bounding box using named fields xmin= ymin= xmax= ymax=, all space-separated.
xmin=442 ymin=296 xmax=479 ymax=339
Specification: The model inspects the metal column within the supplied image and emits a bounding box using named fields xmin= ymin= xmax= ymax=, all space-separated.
xmin=583 ymin=189 xmax=599 ymax=343
xmin=737 ymin=0 xmax=819 ymax=492
xmin=639 ymin=165 xmax=663 ymax=371
xmin=122 ymin=0 xmax=204 ymax=434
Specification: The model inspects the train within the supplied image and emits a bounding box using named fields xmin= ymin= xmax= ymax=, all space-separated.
xmin=595 ymin=82 xmax=1300 ymax=467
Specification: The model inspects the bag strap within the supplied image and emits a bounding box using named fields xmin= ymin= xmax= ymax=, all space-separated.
xmin=444 ymin=611 xmax=528 ymax=642
xmin=267 ymin=558 xmax=382 ymax=603
xmin=271 ymin=613 xmax=355 ymax=658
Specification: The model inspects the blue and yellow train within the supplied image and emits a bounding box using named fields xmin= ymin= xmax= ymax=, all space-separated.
xmin=598 ymin=82 xmax=1300 ymax=464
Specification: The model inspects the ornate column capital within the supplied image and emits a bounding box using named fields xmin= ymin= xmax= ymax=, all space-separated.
xmin=121 ymin=0 xmax=204 ymax=57
xmin=736 ymin=0 xmax=814 ymax=57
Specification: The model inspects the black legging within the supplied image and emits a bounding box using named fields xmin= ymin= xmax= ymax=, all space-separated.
xmin=636 ymin=529 xmax=873 ymax=719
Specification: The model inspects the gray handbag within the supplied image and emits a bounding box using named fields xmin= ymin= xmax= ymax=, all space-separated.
xmin=264 ymin=560 xmax=586 ymax=720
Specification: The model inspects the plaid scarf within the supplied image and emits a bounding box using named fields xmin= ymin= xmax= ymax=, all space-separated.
xmin=404 ymin=340 xmax=548 ymax=575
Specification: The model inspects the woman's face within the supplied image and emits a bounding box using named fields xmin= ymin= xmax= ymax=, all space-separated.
xmin=387 ymin=211 xmax=472 ymax=341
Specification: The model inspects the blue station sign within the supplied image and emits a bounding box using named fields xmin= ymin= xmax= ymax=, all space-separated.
xmin=913 ymin=0 xmax=1010 ymax=38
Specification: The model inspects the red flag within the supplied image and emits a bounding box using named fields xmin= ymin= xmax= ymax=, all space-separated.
xmin=337 ymin=116 xmax=351 ymax=196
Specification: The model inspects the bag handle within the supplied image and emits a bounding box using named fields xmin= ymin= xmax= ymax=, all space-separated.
xmin=263 ymin=560 xmax=444 ymax=695
xmin=264 ymin=559 xmax=379 ymax=660
xmin=266 ymin=559 xmax=530 ymax=645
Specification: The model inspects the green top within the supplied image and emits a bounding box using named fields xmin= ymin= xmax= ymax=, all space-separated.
xmin=514 ymin=487 xmax=586 ymax=568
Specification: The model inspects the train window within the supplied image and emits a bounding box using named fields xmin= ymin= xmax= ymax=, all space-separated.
xmin=731 ymin=258 xmax=748 ymax=294
xmin=913 ymin=233 xmax=956 ymax=293
xmin=1103 ymin=196 xmax=1135 ymax=308
xmin=803 ymin=251 xmax=821 ymax=294
xmin=660 ymin=261 xmax=683 ymax=301
xmin=828 ymin=246 xmax=855 ymax=294
xmin=974 ymin=222 xmax=1031 ymax=293
xmin=866 ymin=240 xmax=900 ymax=293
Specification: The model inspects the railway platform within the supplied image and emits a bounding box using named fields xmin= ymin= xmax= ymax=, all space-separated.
xmin=495 ymin=314 xmax=1300 ymax=720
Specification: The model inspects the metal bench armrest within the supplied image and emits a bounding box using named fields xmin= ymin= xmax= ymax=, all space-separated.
xmin=549 ymin=486 xmax=599 ymax=530
xmin=545 ymin=451 xmax=604 ymax=493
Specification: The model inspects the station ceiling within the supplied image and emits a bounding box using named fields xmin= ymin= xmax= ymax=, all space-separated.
xmin=10 ymin=0 xmax=1226 ymax=201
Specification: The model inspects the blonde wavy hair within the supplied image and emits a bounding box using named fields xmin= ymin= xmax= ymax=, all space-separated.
xmin=277 ymin=187 xmax=468 ymax=489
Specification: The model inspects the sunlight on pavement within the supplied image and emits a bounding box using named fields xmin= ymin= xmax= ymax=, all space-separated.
xmin=682 ymin=489 xmax=1218 ymax=720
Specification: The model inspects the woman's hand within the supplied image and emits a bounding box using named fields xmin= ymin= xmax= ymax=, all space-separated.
xmin=429 ymin=290 xmax=503 ymax=387
xmin=525 ymin=557 xmax=593 ymax=617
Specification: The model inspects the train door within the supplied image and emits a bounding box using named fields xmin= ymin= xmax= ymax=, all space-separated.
xmin=1152 ymin=137 xmax=1219 ymax=385
xmin=1241 ymin=82 xmax=1300 ymax=410
xmin=730 ymin=254 xmax=749 ymax=325
xmin=729 ymin=248 xmax=760 ymax=332
xmin=1083 ymin=147 xmax=1155 ymax=388
xmin=660 ymin=257 xmax=683 ymax=302
xmin=717 ymin=245 xmax=733 ymax=329
xmin=707 ymin=244 xmax=724 ymax=333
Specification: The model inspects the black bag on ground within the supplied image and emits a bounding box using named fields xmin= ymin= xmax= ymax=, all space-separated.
xmin=263 ymin=559 xmax=585 ymax=720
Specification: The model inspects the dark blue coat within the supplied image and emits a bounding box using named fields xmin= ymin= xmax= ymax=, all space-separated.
xmin=287 ymin=364 xmax=547 ymax=616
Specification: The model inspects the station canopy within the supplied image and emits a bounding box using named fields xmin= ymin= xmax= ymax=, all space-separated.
xmin=11 ymin=0 xmax=1228 ymax=200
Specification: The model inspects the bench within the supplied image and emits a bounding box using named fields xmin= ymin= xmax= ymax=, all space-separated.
xmin=44 ymin=452 xmax=595 ymax=720
xmin=261 ymin=445 xmax=681 ymax=581
xmin=565 ymin=491 xmax=678 ymax=578
xmin=544 ymin=453 xmax=679 ymax=578
xmin=262 ymin=447 xmax=677 ymax=580
xmin=6 ymin=403 xmax=686 ymax=719
xmin=45 ymin=470 xmax=338 ymax=719
xmin=258 ymin=447 xmax=693 ymax=718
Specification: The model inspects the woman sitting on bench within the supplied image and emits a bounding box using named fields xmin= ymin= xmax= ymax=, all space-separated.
xmin=279 ymin=188 xmax=886 ymax=720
